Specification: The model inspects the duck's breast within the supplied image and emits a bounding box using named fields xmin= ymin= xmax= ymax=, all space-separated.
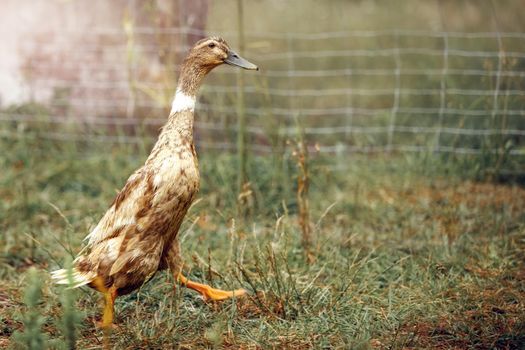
xmin=151 ymin=148 xmax=200 ymax=208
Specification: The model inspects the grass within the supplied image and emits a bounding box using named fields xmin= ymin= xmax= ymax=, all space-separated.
xmin=0 ymin=133 xmax=524 ymax=349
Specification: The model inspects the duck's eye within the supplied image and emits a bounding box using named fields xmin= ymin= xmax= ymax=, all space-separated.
xmin=208 ymin=43 xmax=216 ymax=48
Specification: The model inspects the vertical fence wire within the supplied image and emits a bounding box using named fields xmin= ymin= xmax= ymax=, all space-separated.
xmin=489 ymin=0 xmax=505 ymax=141
xmin=435 ymin=0 xmax=449 ymax=152
xmin=491 ymin=25 xmax=504 ymax=128
xmin=488 ymin=0 xmax=508 ymax=176
xmin=286 ymin=33 xmax=298 ymax=121
xmin=345 ymin=48 xmax=353 ymax=148
xmin=387 ymin=32 xmax=401 ymax=152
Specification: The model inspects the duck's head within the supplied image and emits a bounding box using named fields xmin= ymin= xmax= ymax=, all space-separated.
xmin=185 ymin=36 xmax=259 ymax=72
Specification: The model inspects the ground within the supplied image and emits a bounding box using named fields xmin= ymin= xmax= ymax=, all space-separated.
xmin=0 ymin=140 xmax=524 ymax=349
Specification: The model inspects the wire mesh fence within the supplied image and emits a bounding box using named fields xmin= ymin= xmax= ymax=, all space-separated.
xmin=1 ymin=27 xmax=524 ymax=166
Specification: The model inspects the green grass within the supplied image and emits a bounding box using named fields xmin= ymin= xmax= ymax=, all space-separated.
xmin=1 ymin=135 xmax=524 ymax=349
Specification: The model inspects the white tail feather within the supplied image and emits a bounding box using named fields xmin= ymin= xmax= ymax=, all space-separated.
xmin=51 ymin=268 xmax=95 ymax=288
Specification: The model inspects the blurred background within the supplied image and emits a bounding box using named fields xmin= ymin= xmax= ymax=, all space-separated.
xmin=2 ymin=2 xmax=525 ymax=348
xmin=1 ymin=0 xmax=524 ymax=180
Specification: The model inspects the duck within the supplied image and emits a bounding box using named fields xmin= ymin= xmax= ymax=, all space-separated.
xmin=51 ymin=36 xmax=258 ymax=329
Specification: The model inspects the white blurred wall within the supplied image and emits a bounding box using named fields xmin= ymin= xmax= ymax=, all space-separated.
xmin=0 ymin=0 xmax=125 ymax=106
xmin=0 ymin=0 xmax=207 ymax=117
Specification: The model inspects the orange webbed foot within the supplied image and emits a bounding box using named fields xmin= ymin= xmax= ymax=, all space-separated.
xmin=95 ymin=321 xmax=119 ymax=330
xmin=178 ymin=273 xmax=247 ymax=301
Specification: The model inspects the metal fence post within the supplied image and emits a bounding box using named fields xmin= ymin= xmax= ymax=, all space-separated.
xmin=236 ymin=0 xmax=248 ymax=208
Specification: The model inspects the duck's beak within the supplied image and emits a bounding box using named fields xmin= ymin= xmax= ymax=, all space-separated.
xmin=224 ymin=50 xmax=259 ymax=70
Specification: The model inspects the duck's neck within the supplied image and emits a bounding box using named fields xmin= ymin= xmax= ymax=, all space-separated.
xmin=162 ymin=61 xmax=209 ymax=141
xmin=164 ymin=88 xmax=195 ymax=140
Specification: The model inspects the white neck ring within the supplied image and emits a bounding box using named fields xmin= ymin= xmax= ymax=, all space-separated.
xmin=170 ymin=89 xmax=196 ymax=114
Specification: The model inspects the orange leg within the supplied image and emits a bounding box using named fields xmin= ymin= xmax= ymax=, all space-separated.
xmin=90 ymin=276 xmax=118 ymax=349
xmin=102 ymin=287 xmax=118 ymax=329
xmin=177 ymin=273 xmax=246 ymax=301
xmin=99 ymin=286 xmax=118 ymax=350
xmin=90 ymin=277 xmax=118 ymax=328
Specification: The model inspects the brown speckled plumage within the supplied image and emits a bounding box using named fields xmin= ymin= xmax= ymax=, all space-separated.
xmin=51 ymin=37 xmax=258 ymax=328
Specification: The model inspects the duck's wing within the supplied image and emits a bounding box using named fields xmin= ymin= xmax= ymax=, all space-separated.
xmin=84 ymin=168 xmax=155 ymax=247
xmin=53 ymin=168 xmax=158 ymax=287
